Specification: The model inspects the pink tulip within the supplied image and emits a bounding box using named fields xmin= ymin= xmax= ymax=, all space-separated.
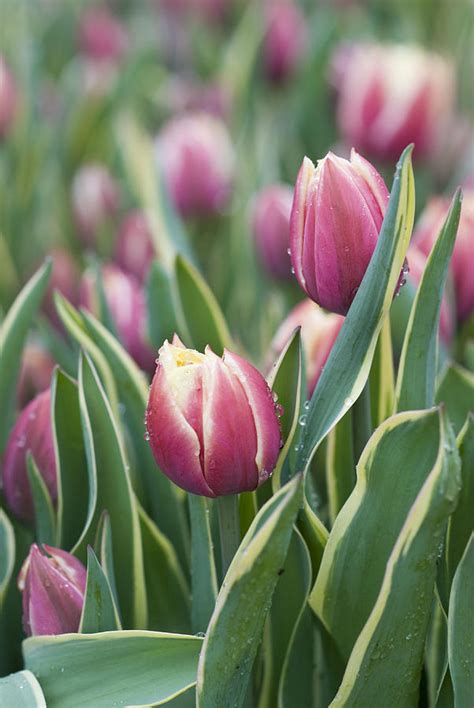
xmin=79 ymin=264 xmax=155 ymax=373
xmin=253 ymin=184 xmax=293 ymax=280
xmin=78 ymin=7 xmax=128 ymax=64
xmin=71 ymin=163 xmax=119 ymax=245
xmin=290 ymin=149 xmax=390 ymax=315
xmin=0 ymin=55 xmax=17 ymax=140
xmin=2 ymin=389 xmax=57 ymax=524
xmin=18 ymin=544 xmax=86 ymax=637
xmin=334 ymin=43 xmax=455 ymax=161
xmin=263 ymin=1 xmax=306 ymax=83
xmin=146 ymin=337 xmax=281 ymax=497
xmin=155 ymin=112 xmax=234 ymax=218
xmin=413 ymin=190 xmax=474 ymax=323
xmin=270 ymin=300 xmax=344 ymax=394
xmin=43 ymin=248 xmax=80 ymax=329
xmin=18 ymin=341 xmax=55 ymax=408
xmin=114 ymin=211 xmax=155 ymax=283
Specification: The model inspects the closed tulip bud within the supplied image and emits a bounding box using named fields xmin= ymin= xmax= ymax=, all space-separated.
xmin=114 ymin=210 xmax=155 ymax=282
xmin=155 ymin=112 xmax=234 ymax=218
xmin=263 ymin=1 xmax=306 ymax=83
xmin=146 ymin=338 xmax=281 ymax=497
xmin=253 ymin=184 xmax=293 ymax=280
xmin=18 ymin=341 xmax=55 ymax=408
xmin=78 ymin=8 xmax=128 ymax=64
xmin=271 ymin=300 xmax=344 ymax=394
xmin=290 ymin=149 xmax=390 ymax=315
xmin=79 ymin=264 xmax=155 ymax=373
xmin=413 ymin=190 xmax=474 ymax=322
xmin=71 ymin=163 xmax=119 ymax=244
xmin=18 ymin=544 xmax=86 ymax=637
xmin=407 ymin=246 xmax=454 ymax=344
xmin=2 ymin=389 xmax=57 ymax=524
xmin=43 ymin=248 xmax=80 ymax=329
xmin=334 ymin=43 xmax=455 ymax=161
xmin=0 ymin=55 xmax=17 ymax=140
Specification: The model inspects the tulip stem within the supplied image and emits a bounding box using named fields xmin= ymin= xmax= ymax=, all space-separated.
xmin=352 ymin=381 xmax=372 ymax=463
xmin=217 ymin=494 xmax=241 ymax=579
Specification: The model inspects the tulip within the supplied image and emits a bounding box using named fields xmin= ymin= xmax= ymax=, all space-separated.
xmin=333 ymin=43 xmax=455 ymax=161
xmin=114 ymin=210 xmax=155 ymax=283
xmin=2 ymin=389 xmax=57 ymax=524
xmin=18 ymin=340 xmax=55 ymax=407
xmin=263 ymin=1 xmax=306 ymax=83
xmin=43 ymin=248 xmax=80 ymax=329
xmin=252 ymin=184 xmax=293 ymax=280
xmin=270 ymin=300 xmax=344 ymax=394
xmin=78 ymin=7 xmax=128 ymax=64
xmin=0 ymin=55 xmax=17 ymax=140
xmin=18 ymin=544 xmax=86 ymax=636
xmin=290 ymin=149 xmax=390 ymax=315
xmin=146 ymin=337 xmax=281 ymax=497
xmin=79 ymin=264 xmax=156 ymax=373
xmin=71 ymin=163 xmax=119 ymax=244
xmin=155 ymin=112 xmax=234 ymax=218
xmin=413 ymin=190 xmax=474 ymax=323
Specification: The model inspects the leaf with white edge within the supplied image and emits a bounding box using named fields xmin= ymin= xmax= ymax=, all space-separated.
xmin=0 ymin=509 xmax=15 ymax=608
xmin=197 ymin=475 xmax=304 ymax=708
xmin=448 ymin=534 xmax=474 ymax=708
xmin=447 ymin=415 xmax=474 ymax=583
xmin=79 ymin=547 xmax=121 ymax=633
xmin=94 ymin=511 xmax=119 ymax=610
xmin=26 ymin=453 xmax=56 ymax=546
xmin=325 ymin=410 xmax=355 ymax=525
xmin=188 ymin=495 xmax=217 ymax=634
xmin=23 ymin=630 xmax=203 ymax=708
xmin=436 ymin=363 xmax=474 ymax=433
xmin=0 ymin=670 xmax=46 ymax=708
xmin=146 ymin=260 xmax=180 ymax=348
xmin=330 ymin=409 xmax=461 ymax=707
xmin=369 ymin=318 xmax=395 ymax=427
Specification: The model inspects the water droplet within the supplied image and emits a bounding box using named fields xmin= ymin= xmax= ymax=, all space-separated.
xmin=287 ymin=248 xmax=292 ymax=256
xmin=144 ymin=431 xmax=150 ymax=441
xmin=303 ymin=400 xmax=310 ymax=411
xmin=344 ymin=396 xmax=354 ymax=408
xmin=291 ymin=266 xmax=295 ymax=275
xmin=299 ymin=414 xmax=307 ymax=427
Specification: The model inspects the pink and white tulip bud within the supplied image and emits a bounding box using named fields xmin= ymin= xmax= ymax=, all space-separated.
xmin=71 ymin=164 xmax=119 ymax=244
xmin=18 ymin=341 xmax=55 ymax=408
xmin=79 ymin=264 xmax=155 ymax=373
xmin=155 ymin=112 xmax=234 ymax=218
xmin=78 ymin=8 xmax=128 ymax=64
xmin=18 ymin=544 xmax=86 ymax=637
xmin=290 ymin=149 xmax=390 ymax=315
xmin=271 ymin=300 xmax=344 ymax=395
xmin=114 ymin=210 xmax=155 ymax=283
xmin=334 ymin=43 xmax=455 ymax=161
xmin=253 ymin=184 xmax=293 ymax=280
xmin=263 ymin=1 xmax=306 ymax=83
xmin=2 ymin=389 xmax=57 ymax=524
xmin=146 ymin=338 xmax=281 ymax=497
xmin=0 ymin=55 xmax=17 ymax=140
xmin=413 ymin=190 xmax=474 ymax=322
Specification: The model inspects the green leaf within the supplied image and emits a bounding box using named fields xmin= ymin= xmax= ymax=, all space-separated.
xmin=79 ymin=547 xmax=122 ymax=633
xmin=298 ymin=497 xmax=329 ymax=580
xmin=325 ymin=410 xmax=355 ymax=525
xmin=310 ymin=407 xmax=455 ymax=662
xmin=436 ymin=363 xmax=474 ymax=434
xmin=76 ymin=352 xmax=147 ymax=629
xmin=295 ymin=146 xmax=414 ymax=472
xmin=94 ymin=512 xmax=119 ymax=611
xmin=369 ymin=318 xmax=395 ymax=427
xmin=395 ymin=191 xmax=462 ymax=412
xmin=448 ymin=533 xmax=474 ymax=707
xmin=0 ymin=509 xmax=15 ymax=609
xmin=0 ymin=670 xmax=46 ymax=707
xmin=26 ymin=453 xmax=56 ymax=546
xmin=197 ymin=475 xmax=304 ymax=708
xmin=0 ymin=260 xmax=52 ymax=452
xmin=146 ymin=260 xmax=180 ymax=348
xmin=330 ymin=409 xmax=461 ymax=707
xmin=188 ymin=495 xmax=218 ymax=634
xmin=23 ymin=630 xmax=203 ymax=708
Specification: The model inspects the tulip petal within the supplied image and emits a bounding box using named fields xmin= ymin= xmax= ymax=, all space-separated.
xmin=290 ymin=157 xmax=316 ymax=294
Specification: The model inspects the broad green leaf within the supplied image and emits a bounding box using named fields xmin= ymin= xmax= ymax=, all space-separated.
xmin=426 ymin=596 xmax=449 ymax=708
xmin=0 ymin=260 xmax=51 ymax=452
xmin=197 ymin=475 xmax=304 ymax=708
xmin=298 ymin=497 xmax=329 ymax=580
xmin=310 ymin=407 xmax=451 ymax=662
xmin=395 ymin=191 xmax=462 ymax=412
xmin=188 ymin=495 xmax=217 ymax=634
xmin=448 ymin=534 xmax=474 ymax=707
xmin=436 ymin=363 xmax=474 ymax=433
xmin=295 ymin=146 xmax=414 ymax=472
xmin=330 ymin=410 xmax=461 ymax=707
xmin=325 ymin=410 xmax=355 ymax=525
xmin=369 ymin=317 xmax=395 ymax=427
xmin=0 ymin=509 xmax=15 ymax=608
xmin=23 ymin=630 xmax=203 ymax=708
xmin=146 ymin=260 xmax=180 ymax=348
xmin=51 ymin=369 xmax=89 ymax=551
xmin=0 ymin=670 xmax=46 ymax=708
xmin=139 ymin=505 xmax=191 ymax=634
xmin=26 ymin=453 xmax=56 ymax=546
xmin=94 ymin=512 xmax=119 ymax=610
xmin=79 ymin=547 xmax=121 ymax=633
xmin=76 ymin=352 xmax=147 ymax=629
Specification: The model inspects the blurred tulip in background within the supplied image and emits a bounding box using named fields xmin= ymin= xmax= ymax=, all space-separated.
xmin=17 ymin=341 xmax=55 ymax=408
xmin=0 ymin=55 xmax=17 ymax=140
xmin=71 ymin=163 xmax=120 ymax=245
xmin=263 ymin=0 xmax=306 ymax=83
xmin=114 ymin=210 xmax=155 ymax=283
xmin=253 ymin=184 xmax=293 ymax=280
xmin=78 ymin=7 xmax=128 ymax=64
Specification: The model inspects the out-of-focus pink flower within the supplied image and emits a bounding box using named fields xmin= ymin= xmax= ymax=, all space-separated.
xmin=78 ymin=8 xmax=128 ymax=64
xmin=290 ymin=149 xmax=390 ymax=315
xmin=159 ymin=0 xmax=227 ymax=22
xmin=270 ymin=300 xmax=344 ymax=394
xmin=263 ymin=1 xmax=306 ymax=83
xmin=18 ymin=544 xmax=86 ymax=637
xmin=79 ymin=264 xmax=156 ymax=373
xmin=2 ymin=389 xmax=57 ymax=524
xmin=253 ymin=184 xmax=293 ymax=280
xmin=18 ymin=341 xmax=55 ymax=408
xmin=146 ymin=337 xmax=281 ymax=497
xmin=155 ymin=112 xmax=234 ymax=218
xmin=413 ymin=190 xmax=474 ymax=323
xmin=71 ymin=164 xmax=119 ymax=245
xmin=333 ymin=43 xmax=456 ymax=161
xmin=114 ymin=211 xmax=155 ymax=283
xmin=43 ymin=248 xmax=80 ymax=328
xmin=0 ymin=55 xmax=17 ymax=140
xmin=159 ymin=77 xmax=230 ymax=119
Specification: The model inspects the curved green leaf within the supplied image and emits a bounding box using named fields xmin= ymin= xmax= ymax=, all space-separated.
xmin=146 ymin=260 xmax=180 ymax=348
xmin=0 ymin=670 xmax=46 ymax=708
xmin=369 ymin=318 xmax=395 ymax=427
xmin=325 ymin=410 xmax=355 ymax=525
xmin=79 ymin=547 xmax=121 ymax=633
xmin=436 ymin=363 xmax=474 ymax=433
xmin=26 ymin=453 xmax=56 ymax=546
xmin=0 ymin=509 xmax=15 ymax=608
xmin=448 ymin=534 xmax=474 ymax=707
xmin=94 ymin=512 xmax=119 ymax=609
xmin=188 ymin=495 xmax=217 ymax=634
